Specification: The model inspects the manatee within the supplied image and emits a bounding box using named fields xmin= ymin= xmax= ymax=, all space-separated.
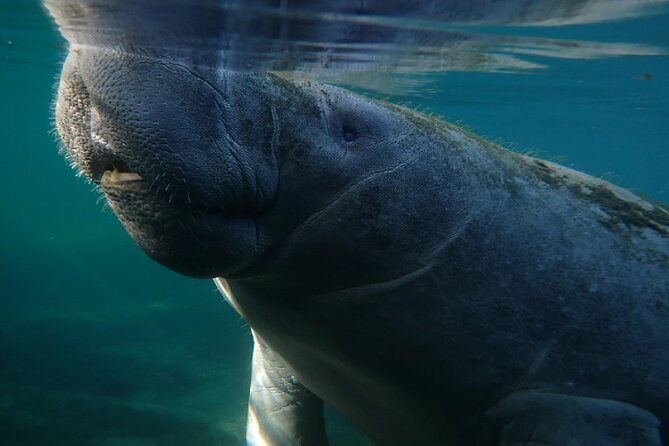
xmin=47 ymin=4 xmax=669 ymax=446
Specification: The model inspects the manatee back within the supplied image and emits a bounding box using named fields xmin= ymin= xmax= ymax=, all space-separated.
xmin=425 ymin=126 xmax=669 ymax=424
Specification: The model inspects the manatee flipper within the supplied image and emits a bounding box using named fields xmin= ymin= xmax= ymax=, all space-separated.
xmin=479 ymin=390 xmax=661 ymax=446
xmin=213 ymin=279 xmax=328 ymax=445
xmin=247 ymin=333 xmax=329 ymax=446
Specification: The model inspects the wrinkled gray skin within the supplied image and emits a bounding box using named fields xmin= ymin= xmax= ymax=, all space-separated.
xmin=51 ymin=15 xmax=669 ymax=446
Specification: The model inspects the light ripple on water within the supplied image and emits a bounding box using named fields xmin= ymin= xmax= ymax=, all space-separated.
xmin=38 ymin=0 xmax=668 ymax=94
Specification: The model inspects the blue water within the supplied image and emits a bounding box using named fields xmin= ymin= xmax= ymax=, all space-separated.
xmin=1 ymin=2 xmax=667 ymax=445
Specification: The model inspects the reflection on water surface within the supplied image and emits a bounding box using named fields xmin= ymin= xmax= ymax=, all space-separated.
xmin=44 ymin=0 xmax=668 ymax=93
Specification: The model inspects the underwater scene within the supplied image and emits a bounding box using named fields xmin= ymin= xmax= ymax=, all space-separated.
xmin=1 ymin=1 xmax=668 ymax=445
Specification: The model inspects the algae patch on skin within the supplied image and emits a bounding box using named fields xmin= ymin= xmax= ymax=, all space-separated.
xmin=527 ymin=158 xmax=669 ymax=237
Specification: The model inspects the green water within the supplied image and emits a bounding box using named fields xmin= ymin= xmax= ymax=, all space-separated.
xmin=1 ymin=1 xmax=667 ymax=445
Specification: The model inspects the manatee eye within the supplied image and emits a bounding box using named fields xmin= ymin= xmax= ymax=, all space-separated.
xmin=342 ymin=123 xmax=359 ymax=142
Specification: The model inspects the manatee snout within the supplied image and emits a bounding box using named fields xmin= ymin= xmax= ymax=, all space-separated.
xmin=58 ymin=47 xmax=249 ymax=208
xmin=55 ymin=46 xmax=276 ymax=277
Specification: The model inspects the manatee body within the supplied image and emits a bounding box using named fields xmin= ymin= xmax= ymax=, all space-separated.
xmin=49 ymin=8 xmax=669 ymax=446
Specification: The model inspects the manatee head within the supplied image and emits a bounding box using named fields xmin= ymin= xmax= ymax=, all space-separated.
xmin=56 ymin=46 xmax=467 ymax=291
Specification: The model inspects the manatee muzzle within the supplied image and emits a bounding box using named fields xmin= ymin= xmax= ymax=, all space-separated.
xmin=54 ymin=47 xmax=284 ymax=277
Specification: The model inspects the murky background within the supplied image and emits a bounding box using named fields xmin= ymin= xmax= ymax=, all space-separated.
xmin=1 ymin=1 xmax=668 ymax=444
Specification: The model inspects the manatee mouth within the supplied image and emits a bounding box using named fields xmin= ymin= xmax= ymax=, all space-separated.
xmin=86 ymin=147 xmax=134 ymax=181
xmin=94 ymin=152 xmax=145 ymax=189
xmin=92 ymin=157 xmax=259 ymax=278
xmin=84 ymin=138 xmax=221 ymax=212
xmin=83 ymin=127 xmax=195 ymax=208
xmin=71 ymin=135 xmax=259 ymax=278
xmin=92 ymin=152 xmax=221 ymax=212
xmin=101 ymin=170 xmax=144 ymax=187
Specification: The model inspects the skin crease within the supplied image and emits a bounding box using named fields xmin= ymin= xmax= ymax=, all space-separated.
xmin=53 ymin=43 xmax=669 ymax=446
